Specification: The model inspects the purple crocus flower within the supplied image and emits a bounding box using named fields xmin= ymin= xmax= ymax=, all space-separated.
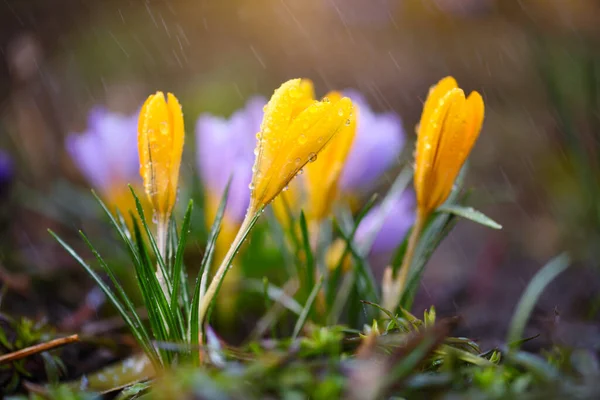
xmin=0 ymin=150 xmax=14 ymax=198
xmin=355 ymin=191 xmax=415 ymax=254
xmin=339 ymin=90 xmax=405 ymax=194
xmin=196 ymin=97 xmax=265 ymax=223
xmin=66 ymin=107 xmax=140 ymax=194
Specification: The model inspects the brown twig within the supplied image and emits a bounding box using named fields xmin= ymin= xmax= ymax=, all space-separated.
xmin=0 ymin=334 xmax=79 ymax=364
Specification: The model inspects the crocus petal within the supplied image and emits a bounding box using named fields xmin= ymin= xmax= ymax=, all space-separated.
xmin=305 ymin=94 xmax=357 ymax=220
xmin=250 ymin=78 xmax=353 ymax=209
xmin=196 ymin=96 xmax=266 ymax=224
xmin=355 ymin=192 xmax=416 ymax=254
xmin=138 ymin=91 xmax=184 ymax=219
xmin=414 ymin=77 xmax=484 ymax=216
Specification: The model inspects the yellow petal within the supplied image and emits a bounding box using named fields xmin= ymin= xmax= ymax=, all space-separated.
xmin=252 ymin=96 xmax=353 ymax=209
xmin=137 ymin=91 xmax=184 ymax=220
xmin=414 ymin=88 xmax=463 ymax=213
xmin=253 ymin=79 xmax=312 ymax=198
xmin=429 ymin=89 xmax=467 ymax=209
xmin=305 ymin=101 xmax=357 ymax=220
xmin=418 ymin=76 xmax=458 ymax=136
xmin=166 ymin=93 xmax=185 ymax=214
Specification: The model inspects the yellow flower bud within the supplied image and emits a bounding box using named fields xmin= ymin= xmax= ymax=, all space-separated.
xmin=305 ymin=91 xmax=357 ymax=220
xmin=414 ymin=77 xmax=484 ymax=217
xmin=138 ymin=92 xmax=185 ymax=222
xmin=249 ymin=79 xmax=354 ymax=212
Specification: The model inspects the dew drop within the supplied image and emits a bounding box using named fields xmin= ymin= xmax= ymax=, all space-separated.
xmin=317 ymin=136 xmax=324 ymax=143
xmin=297 ymin=168 xmax=304 ymax=175
xmin=345 ymin=119 xmax=351 ymax=126
xmin=294 ymin=157 xmax=301 ymax=165
xmin=322 ymin=97 xmax=330 ymax=103
xmin=298 ymin=134 xmax=307 ymax=145
xmin=152 ymin=212 xmax=158 ymax=224
xmin=248 ymin=182 xmax=255 ymax=190
xmin=256 ymin=132 xmax=262 ymax=140
xmin=254 ymin=148 xmax=259 ymax=156
xmin=282 ymin=185 xmax=289 ymax=192
xmin=338 ymin=109 xmax=344 ymax=117
xmin=159 ymin=121 xmax=169 ymax=135
xmin=308 ymin=152 xmax=317 ymax=163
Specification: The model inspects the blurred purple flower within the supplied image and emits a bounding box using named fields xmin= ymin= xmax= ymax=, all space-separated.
xmin=0 ymin=150 xmax=14 ymax=197
xmin=196 ymin=97 xmax=265 ymax=223
xmin=340 ymin=90 xmax=405 ymax=193
xmin=355 ymin=191 xmax=415 ymax=254
xmin=66 ymin=107 xmax=140 ymax=193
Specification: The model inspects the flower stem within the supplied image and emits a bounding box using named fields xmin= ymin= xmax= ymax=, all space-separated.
xmin=383 ymin=211 xmax=426 ymax=312
xmin=197 ymin=208 xmax=261 ymax=329
xmin=156 ymin=217 xmax=170 ymax=300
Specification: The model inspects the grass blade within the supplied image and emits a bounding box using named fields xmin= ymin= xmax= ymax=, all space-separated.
xmin=170 ymin=200 xmax=194 ymax=316
xmin=77 ymin=231 xmax=157 ymax=361
xmin=507 ymin=253 xmax=570 ymax=348
xmin=437 ymin=204 xmax=502 ymax=230
xmin=292 ymin=276 xmax=324 ymax=340
xmin=190 ymin=181 xmax=230 ymax=354
xmin=128 ymin=186 xmax=171 ymax=297
xmin=299 ymin=211 xmax=315 ymax=300
xmin=48 ymin=230 xmax=160 ymax=367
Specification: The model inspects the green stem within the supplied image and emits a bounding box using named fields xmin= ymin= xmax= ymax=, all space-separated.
xmin=383 ymin=211 xmax=425 ymax=312
xmin=156 ymin=216 xmax=170 ymax=301
xmin=197 ymin=207 xmax=261 ymax=329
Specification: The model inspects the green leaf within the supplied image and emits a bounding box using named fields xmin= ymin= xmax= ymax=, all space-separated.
xmin=78 ymin=231 xmax=157 ymax=363
xmin=170 ymin=200 xmax=194 ymax=317
xmin=299 ymin=211 xmax=315 ymax=301
xmin=327 ymin=194 xmax=379 ymax=316
xmin=190 ymin=181 xmax=230 ymax=355
xmin=292 ymin=276 xmax=324 ymax=340
xmin=438 ymin=205 xmax=502 ymax=230
xmin=49 ymin=230 xmax=160 ymax=367
xmin=507 ymin=253 xmax=570 ymax=347
xmin=128 ymin=186 xmax=172 ymax=296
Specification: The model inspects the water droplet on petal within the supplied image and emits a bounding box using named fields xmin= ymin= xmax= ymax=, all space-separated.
xmin=308 ymin=152 xmax=317 ymax=163
xmin=159 ymin=121 xmax=169 ymax=135
xmin=345 ymin=119 xmax=351 ymax=126
xmin=297 ymin=168 xmax=304 ymax=175
xmin=248 ymin=182 xmax=255 ymax=190
xmin=254 ymin=147 xmax=259 ymax=156
xmin=338 ymin=109 xmax=344 ymax=117
xmin=282 ymin=185 xmax=289 ymax=192
xmin=298 ymin=134 xmax=307 ymax=145
xmin=256 ymin=132 xmax=262 ymax=140
xmin=294 ymin=157 xmax=301 ymax=165
xmin=322 ymin=97 xmax=330 ymax=103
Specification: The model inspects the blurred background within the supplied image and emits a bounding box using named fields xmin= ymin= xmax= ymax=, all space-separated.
xmin=0 ymin=0 xmax=599 ymax=354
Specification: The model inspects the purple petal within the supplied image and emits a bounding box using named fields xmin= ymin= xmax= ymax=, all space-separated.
xmin=340 ymin=91 xmax=405 ymax=192
xmin=355 ymin=191 xmax=416 ymax=254
xmin=195 ymin=97 xmax=266 ymax=223
xmin=67 ymin=107 xmax=141 ymax=193
xmin=0 ymin=150 xmax=14 ymax=193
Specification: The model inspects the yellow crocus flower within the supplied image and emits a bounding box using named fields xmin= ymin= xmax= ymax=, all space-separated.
xmin=198 ymin=78 xmax=354 ymax=328
xmin=305 ymin=91 xmax=357 ymax=221
xmin=414 ymin=76 xmax=484 ymax=218
xmin=138 ymin=92 xmax=185 ymax=226
xmin=382 ymin=76 xmax=484 ymax=312
xmin=137 ymin=92 xmax=184 ymax=297
xmin=248 ymin=79 xmax=354 ymax=214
